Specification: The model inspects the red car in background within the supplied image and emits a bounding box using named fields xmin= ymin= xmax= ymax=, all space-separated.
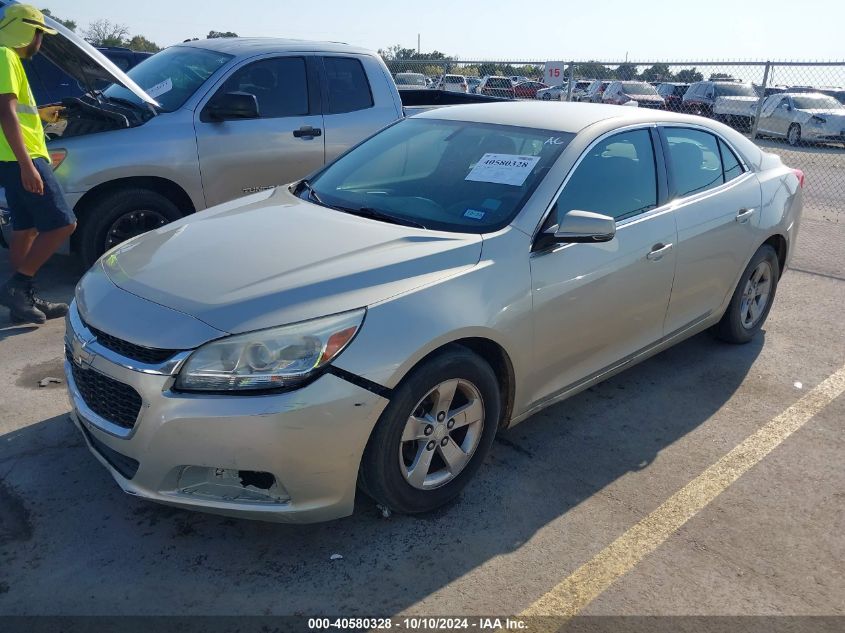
xmin=513 ymin=81 xmax=549 ymax=99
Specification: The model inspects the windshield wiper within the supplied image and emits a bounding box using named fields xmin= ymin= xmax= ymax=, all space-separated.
xmin=336 ymin=206 xmax=427 ymax=229
xmin=298 ymin=179 xmax=327 ymax=206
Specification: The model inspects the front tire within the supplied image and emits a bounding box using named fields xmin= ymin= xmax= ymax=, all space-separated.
xmin=359 ymin=347 xmax=501 ymax=515
xmin=78 ymin=188 xmax=183 ymax=267
xmin=787 ymin=123 xmax=801 ymax=147
xmin=713 ymin=245 xmax=780 ymax=344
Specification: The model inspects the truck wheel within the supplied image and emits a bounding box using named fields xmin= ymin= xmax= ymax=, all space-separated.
xmin=79 ymin=189 xmax=183 ymax=267
xmin=358 ymin=347 xmax=501 ymax=515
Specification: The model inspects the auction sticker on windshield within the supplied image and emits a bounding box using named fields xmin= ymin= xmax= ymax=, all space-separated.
xmin=465 ymin=153 xmax=541 ymax=187
xmin=145 ymin=77 xmax=173 ymax=99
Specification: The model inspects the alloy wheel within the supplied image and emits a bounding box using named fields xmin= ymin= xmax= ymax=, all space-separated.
xmin=104 ymin=209 xmax=169 ymax=251
xmin=740 ymin=261 xmax=773 ymax=329
xmin=399 ymin=379 xmax=485 ymax=490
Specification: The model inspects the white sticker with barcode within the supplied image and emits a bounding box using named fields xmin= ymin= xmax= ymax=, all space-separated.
xmin=465 ymin=153 xmax=541 ymax=187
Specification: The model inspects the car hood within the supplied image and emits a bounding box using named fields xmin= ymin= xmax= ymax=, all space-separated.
xmin=715 ymin=96 xmax=759 ymax=114
xmin=29 ymin=9 xmax=157 ymax=106
xmin=100 ymin=188 xmax=483 ymax=335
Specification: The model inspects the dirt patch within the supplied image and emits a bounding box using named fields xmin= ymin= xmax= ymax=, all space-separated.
xmin=0 ymin=480 xmax=32 ymax=544
xmin=15 ymin=358 xmax=65 ymax=390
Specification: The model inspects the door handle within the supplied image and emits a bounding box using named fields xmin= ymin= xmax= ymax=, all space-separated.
xmin=736 ymin=208 xmax=755 ymax=223
xmin=293 ymin=126 xmax=322 ymax=138
xmin=646 ymin=243 xmax=673 ymax=261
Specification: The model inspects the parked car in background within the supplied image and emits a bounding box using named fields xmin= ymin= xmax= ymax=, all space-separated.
xmin=514 ymin=80 xmax=548 ymax=99
xmin=65 ymin=101 xmax=803 ymax=523
xmin=656 ymin=82 xmax=690 ymax=112
xmin=0 ymin=14 xmax=484 ymax=264
xmin=570 ymin=80 xmax=593 ymax=101
xmin=818 ymin=87 xmax=845 ymax=104
xmin=536 ymin=83 xmax=567 ymax=100
xmin=478 ymin=76 xmax=515 ymax=99
xmin=580 ymin=79 xmax=611 ymax=103
xmin=394 ymin=72 xmax=428 ymax=90
xmin=24 ymin=46 xmax=153 ymax=105
xmin=467 ymin=76 xmax=481 ymax=93
xmin=602 ymin=81 xmax=664 ymax=108
xmin=683 ymin=81 xmax=758 ymax=119
xmin=436 ymin=74 xmax=469 ymax=93
xmin=509 ymin=75 xmax=530 ymax=85
xmin=754 ymin=92 xmax=845 ymax=146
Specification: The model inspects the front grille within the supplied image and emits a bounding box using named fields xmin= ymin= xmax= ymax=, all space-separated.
xmin=67 ymin=349 xmax=143 ymax=430
xmin=84 ymin=321 xmax=179 ymax=365
xmin=79 ymin=423 xmax=140 ymax=480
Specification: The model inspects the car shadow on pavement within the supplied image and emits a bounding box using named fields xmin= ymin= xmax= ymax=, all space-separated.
xmin=0 ymin=327 xmax=765 ymax=615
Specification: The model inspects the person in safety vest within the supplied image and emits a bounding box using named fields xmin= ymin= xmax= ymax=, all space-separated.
xmin=0 ymin=3 xmax=74 ymax=324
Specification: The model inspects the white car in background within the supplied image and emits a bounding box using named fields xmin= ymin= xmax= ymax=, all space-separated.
xmin=536 ymin=83 xmax=568 ymax=100
xmin=435 ymin=74 xmax=469 ymax=93
xmin=754 ymin=92 xmax=845 ymax=146
xmin=509 ymin=75 xmax=530 ymax=85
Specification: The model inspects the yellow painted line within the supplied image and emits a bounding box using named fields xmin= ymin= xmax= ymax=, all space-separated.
xmin=519 ymin=364 xmax=845 ymax=627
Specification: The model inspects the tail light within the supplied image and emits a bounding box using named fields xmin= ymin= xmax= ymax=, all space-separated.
xmin=49 ymin=149 xmax=67 ymax=170
xmin=791 ymin=168 xmax=805 ymax=188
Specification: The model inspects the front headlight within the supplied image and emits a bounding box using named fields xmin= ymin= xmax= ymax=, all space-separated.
xmin=175 ymin=309 xmax=365 ymax=392
xmin=810 ymin=115 xmax=827 ymax=125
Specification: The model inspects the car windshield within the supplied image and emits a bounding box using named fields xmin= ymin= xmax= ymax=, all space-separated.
xmin=307 ymin=118 xmax=572 ymax=233
xmin=103 ymin=46 xmax=233 ymax=112
xmin=396 ymin=74 xmax=426 ymax=86
xmin=621 ymin=82 xmax=658 ymax=95
xmin=714 ymin=83 xmax=756 ymax=98
xmin=792 ymin=95 xmax=844 ymax=110
xmin=487 ymin=78 xmax=511 ymax=88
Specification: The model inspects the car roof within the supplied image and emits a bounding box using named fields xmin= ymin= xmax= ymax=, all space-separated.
xmin=177 ymin=37 xmax=374 ymax=56
xmin=414 ymin=101 xmax=712 ymax=133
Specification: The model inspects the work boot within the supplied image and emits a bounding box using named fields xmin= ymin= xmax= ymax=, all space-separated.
xmin=8 ymin=282 xmax=68 ymax=323
xmin=27 ymin=284 xmax=68 ymax=320
xmin=0 ymin=277 xmax=46 ymax=325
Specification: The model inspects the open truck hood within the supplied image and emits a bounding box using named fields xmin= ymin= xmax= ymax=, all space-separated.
xmin=0 ymin=1 xmax=157 ymax=107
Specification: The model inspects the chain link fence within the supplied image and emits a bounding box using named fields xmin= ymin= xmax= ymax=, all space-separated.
xmin=387 ymin=59 xmax=845 ymax=219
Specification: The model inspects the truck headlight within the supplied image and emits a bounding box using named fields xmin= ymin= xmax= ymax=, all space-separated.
xmin=175 ymin=309 xmax=365 ymax=392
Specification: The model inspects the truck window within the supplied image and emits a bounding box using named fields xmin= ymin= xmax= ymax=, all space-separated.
xmin=323 ymin=57 xmax=374 ymax=114
xmin=219 ymin=57 xmax=309 ymax=118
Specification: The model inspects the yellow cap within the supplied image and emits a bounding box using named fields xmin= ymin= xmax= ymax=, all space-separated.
xmin=0 ymin=4 xmax=58 ymax=49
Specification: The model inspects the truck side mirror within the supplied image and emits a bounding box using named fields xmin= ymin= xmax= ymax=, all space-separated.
xmin=204 ymin=91 xmax=260 ymax=122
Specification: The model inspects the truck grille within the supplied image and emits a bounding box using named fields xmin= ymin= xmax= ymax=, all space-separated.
xmin=67 ymin=350 xmax=142 ymax=430
xmin=84 ymin=321 xmax=179 ymax=365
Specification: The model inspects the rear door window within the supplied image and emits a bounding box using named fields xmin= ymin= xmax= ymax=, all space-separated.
xmin=665 ymin=128 xmax=724 ymax=197
xmin=323 ymin=57 xmax=374 ymax=114
xmin=719 ymin=139 xmax=744 ymax=182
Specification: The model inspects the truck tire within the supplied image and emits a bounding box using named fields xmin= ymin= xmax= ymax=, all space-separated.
xmin=79 ymin=188 xmax=183 ymax=268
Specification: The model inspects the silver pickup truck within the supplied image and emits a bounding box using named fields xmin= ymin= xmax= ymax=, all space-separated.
xmin=0 ymin=10 xmax=412 ymax=265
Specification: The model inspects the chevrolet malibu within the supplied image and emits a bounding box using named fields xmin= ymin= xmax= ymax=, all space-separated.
xmin=65 ymin=102 xmax=803 ymax=523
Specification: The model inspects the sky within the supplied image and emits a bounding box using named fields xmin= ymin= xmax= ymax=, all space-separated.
xmin=41 ymin=0 xmax=845 ymax=61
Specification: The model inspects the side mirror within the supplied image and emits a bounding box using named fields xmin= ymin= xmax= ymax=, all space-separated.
xmin=547 ymin=210 xmax=617 ymax=243
xmin=204 ymin=91 xmax=260 ymax=122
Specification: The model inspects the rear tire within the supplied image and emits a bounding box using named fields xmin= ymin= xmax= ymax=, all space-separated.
xmin=713 ymin=245 xmax=780 ymax=344
xmin=359 ymin=347 xmax=501 ymax=515
xmin=78 ymin=188 xmax=183 ymax=268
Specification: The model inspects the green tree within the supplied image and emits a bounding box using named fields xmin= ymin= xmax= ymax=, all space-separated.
xmin=641 ymin=63 xmax=673 ymax=82
xmin=83 ymin=19 xmax=129 ymax=47
xmin=675 ymin=68 xmax=704 ymax=83
xmin=41 ymin=8 xmax=76 ymax=31
xmin=709 ymin=72 xmax=734 ymax=81
xmin=614 ymin=63 xmax=639 ymax=80
xmin=207 ymin=31 xmax=238 ymax=38
xmin=574 ymin=61 xmax=613 ymax=80
xmin=127 ymin=34 xmax=161 ymax=53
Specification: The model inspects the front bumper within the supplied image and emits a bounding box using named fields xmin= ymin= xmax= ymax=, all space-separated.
xmin=64 ymin=303 xmax=389 ymax=523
